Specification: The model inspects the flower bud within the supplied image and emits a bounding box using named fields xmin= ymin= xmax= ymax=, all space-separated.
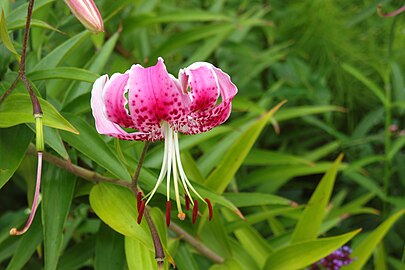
xmin=64 ymin=0 xmax=104 ymax=33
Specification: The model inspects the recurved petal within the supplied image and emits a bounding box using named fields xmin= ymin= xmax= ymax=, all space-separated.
xmin=91 ymin=75 xmax=160 ymax=141
xmin=128 ymin=58 xmax=189 ymax=131
xmin=103 ymin=72 xmax=135 ymax=129
xmin=180 ymin=63 xmax=237 ymax=134
xmin=179 ymin=62 xmax=219 ymax=112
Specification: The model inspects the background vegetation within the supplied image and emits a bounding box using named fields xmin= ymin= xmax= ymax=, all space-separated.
xmin=1 ymin=0 xmax=405 ymax=269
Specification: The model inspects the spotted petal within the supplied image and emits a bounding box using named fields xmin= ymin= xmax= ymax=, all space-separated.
xmin=128 ymin=58 xmax=189 ymax=132
xmin=91 ymin=75 xmax=159 ymax=141
xmin=179 ymin=63 xmax=238 ymax=134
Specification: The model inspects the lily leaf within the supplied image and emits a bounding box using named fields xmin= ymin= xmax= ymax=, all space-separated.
xmin=0 ymin=93 xmax=79 ymax=134
xmin=290 ymin=154 xmax=343 ymax=243
xmin=345 ymin=210 xmax=405 ymax=270
xmin=264 ymin=229 xmax=361 ymax=270
xmin=89 ymin=183 xmax=153 ymax=250
xmin=0 ymin=10 xmax=20 ymax=61
xmin=205 ymin=101 xmax=286 ymax=194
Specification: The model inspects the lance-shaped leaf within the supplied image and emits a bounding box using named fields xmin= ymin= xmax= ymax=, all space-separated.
xmin=89 ymin=183 xmax=153 ymax=250
xmin=264 ymin=229 xmax=361 ymax=270
xmin=205 ymin=101 xmax=286 ymax=194
xmin=0 ymin=93 xmax=78 ymax=134
xmin=345 ymin=210 xmax=405 ymax=270
xmin=290 ymin=154 xmax=343 ymax=243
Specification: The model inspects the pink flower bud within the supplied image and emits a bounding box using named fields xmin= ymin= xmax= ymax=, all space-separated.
xmin=64 ymin=0 xmax=104 ymax=33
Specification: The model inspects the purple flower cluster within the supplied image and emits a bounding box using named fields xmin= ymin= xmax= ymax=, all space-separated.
xmin=308 ymin=246 xmax=353 ymax=270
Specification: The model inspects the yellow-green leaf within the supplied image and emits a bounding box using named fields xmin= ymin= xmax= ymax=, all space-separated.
xmin=0 ymin=9 xmax=20 ymax=61
xmin=0 ymin=93 xmax=78 ymax=134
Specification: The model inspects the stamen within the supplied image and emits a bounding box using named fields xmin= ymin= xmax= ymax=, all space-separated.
xmin=166 ymin=201 xmax=171 ymax=226
xmin=137 ymin=200 xmax=146 ymax=224
xmin=192 ymin=200 xmax=199 ymax=224
xmin=10 ymin=152 xmax=43 ymax=236
xmin=205 ymin=198 xmax=213 ymax=221
xmin=185 ymin=194 xmax=191 ymax=211
xmin=137 ymin=192 xmax=142 ymax=211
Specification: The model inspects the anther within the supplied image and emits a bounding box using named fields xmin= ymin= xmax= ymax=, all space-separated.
xmin=178 ymin=212 xmax=186 ymax=220
xmin=185 ymin=194 xmax=190 ymax=211
xmin=192 ymin=200 xmax=198 ymax=224
xmin=166 ymin=201 xmax=171 ymax=226
xmin=137 ymin=200 xmax=146 ymax=224
xmin=137 ymin=192 xmax=142 ymax=211
xmin=205 ymin=198 xmax=213 ymax=221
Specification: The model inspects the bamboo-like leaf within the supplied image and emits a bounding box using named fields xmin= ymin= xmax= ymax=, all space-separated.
xmin=0 ymin=125 xmax=33 ymax=188
xmin=89 ymin=183 xmax=153 ymax=250
xmin=342 ymin=63 xmax=386 ymax=105
xmin=125 ymin=237 xmax=157 ymax=270
xmin=223 ymin=192 xmax=292 ymax=207
xmin=264 ymin=229 xmax=361 ymax=270
xmin=60 ymin=113 xmax=131 ymax=181
xmin=205 ymin=101 xmax=286 ymax=193
xmin=42 ymin=166 xmax=76 ymax=270
xmin=0 ymin=93 xmax=79 ymax=134
xmin=95 ymin=224 xmax=125 ymax=270
xmin=6 ymin=213 xmax=43 ymax=270
xmin=274 ymin=105 xmax=345 ymax=122
xmin=27 ymin=67 xmax=99 ymax=83
xmin=345 ymin=210 xmax=405 ymax=270
xmin=0 ymin=10 xmax=20 ymax=61
xmin=290 ymin=154 xmax=343 ymax=243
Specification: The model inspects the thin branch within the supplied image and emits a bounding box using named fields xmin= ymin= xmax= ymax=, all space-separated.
xmin=26 ymin=144 xmax=131 ymax=188
xmin=0 ymin=0 xmax=42 ymax=116
xmin=129 ymin=141 xmax=165 ymax=267
xmin=131 ymin=141 xmax=151 ymax=190
xmin=169 ymin=222 xmax=225 ymax=264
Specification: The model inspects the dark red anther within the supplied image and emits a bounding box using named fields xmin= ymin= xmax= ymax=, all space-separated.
xmin=166 ymin=201 xmax=171 ymax=226
xmin=137 ymin=200 xmax=146 ymax=224
xmin=137 ymin=192 xmax=142 ymax=211
xmin=205 ymin=198 xmax=213 ymax=221
xmin=192 ymin=200 xmax=199 ymax=224
xmin=185 ymin=194 xmax=190 ymax=211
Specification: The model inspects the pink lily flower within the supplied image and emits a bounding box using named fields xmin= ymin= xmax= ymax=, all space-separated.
xmin=91 ymin=58 xmax=237 ymax=225
xmin=64 ymin=0 xmax=104 ymax=33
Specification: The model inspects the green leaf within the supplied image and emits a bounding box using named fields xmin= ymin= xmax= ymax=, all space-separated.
xmin=33 ymin=31 xmax=91 ymax=71
xmin=27 ymin=67 xmax=99 ymax=83
xmin=223 ymin=192 xmax=292 ymax=207
xmin=125 ymin=237 xmax=157 ymax=270
xmin=264 ymin=229 xmax=361 ymax=270
xmin=205 ymin=101 xmax=286 ymax=193
xmin=42 ymin=165 xmax=76 ymax=270
xmin=58 ymin=236 xmax=96 ymax=270
xmin=95 ymin=224 xmax=125 ymax=270
xmin=274 ymin=105 xmax=345 ymax=122
xmin=27 ymin=125 xmax=69 ymax=160
xmin=0 ymin=10 xmax=20 ymax=61
xmin=345 ymin=210 xmax=405 ymax=270
xmin=0 ymin=125 xmax=33 ymax=188
xmin=291 ymin=154 xmax=343 ymax=243
xmin=342 ymin=63 xmax=386 ymax=105
xmin=0 ymin=93 xmax=79 ymax=134
xmin=8 ymin=18 xmax=63 ymax=33
xmin=60 ymin=113 xmax=131 ymax=181
xmin=89 ymin=183 xmax=153 ymax=250
xmin=388 ymin=136 xmax=405 ymax=160
xmin=6 ymin=213 xmax=43 ymax=270
xmin=244 ymin=149 xmax=313 ymax=166
xmin=209 ymin=258 xmax=244 ymax=270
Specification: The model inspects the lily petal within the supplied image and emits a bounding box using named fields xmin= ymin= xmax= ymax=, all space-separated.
xmin=128 ymin=58 xmax=189 ymax=131
xmin=91 ymin=75 xmax=159 ymax=141
xmin=103 ymin=72 xmax=135 ymax=129
xmin=180 ymin=63 xmax=238 ymax=134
